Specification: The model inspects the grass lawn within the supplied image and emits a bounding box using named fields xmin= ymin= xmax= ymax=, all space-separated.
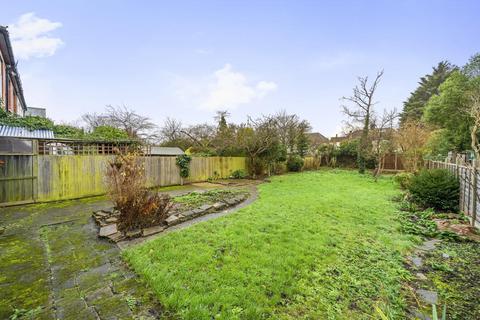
xmin=124 ymin=170 xmax=415 ymax=319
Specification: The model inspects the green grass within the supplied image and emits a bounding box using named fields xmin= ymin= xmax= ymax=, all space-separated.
xmin=124 ymin=170 xmax=414 ymax=319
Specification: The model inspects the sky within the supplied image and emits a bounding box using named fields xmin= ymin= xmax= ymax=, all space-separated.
xmin=1 ymin=0 xmax=479 ymax=137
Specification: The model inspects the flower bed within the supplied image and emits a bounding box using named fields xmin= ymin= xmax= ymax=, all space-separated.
xmin=93 ymin=189 xmax=249 ymax=242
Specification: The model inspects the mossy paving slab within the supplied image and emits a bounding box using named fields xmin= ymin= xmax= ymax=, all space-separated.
xmin=0 ymin=198 xmax=163 ymax=319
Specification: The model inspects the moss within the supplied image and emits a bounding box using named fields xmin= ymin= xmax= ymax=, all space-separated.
xmin=422 ymin=241 xmax=480 ymax=319
xmin=0 ymin=234 xmax=51 ymax=319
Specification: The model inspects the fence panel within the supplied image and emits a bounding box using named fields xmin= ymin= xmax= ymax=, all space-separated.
xmin=0 ymin=154 xmax=35 ymax=204
xmin=0 ymin=155 xmax=248 ymax=205
xmin=427 ymin=160 xmax=480 ymax=227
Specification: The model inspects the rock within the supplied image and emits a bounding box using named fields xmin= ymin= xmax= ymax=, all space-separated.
xmin=411 ymin=256 xmax=423 ymax=268
xmin=199 ymin=204 xmax=213 ymax=211
xmin=105 ymin=217 xmax=118 ymax=223
xmin=416 ymin=239 xmax=441 ymax=251
xmin=416 ymin=289 xmax=438 ymax=305
xmin=107 ymin=232 xmax=125 ymax=242
xmin=126 ymin=229 xmax=142 ymax=238
xmin=182 ymin=210 xmax=196 ymax=217
xmin=94 ymin=211 xmax=109 ymax=218
xmin=213 ymin=202 xmax=226 ymax=210
xmin=415 ymin=273 xmax=428 ymax=281
xmin=99 ymin=224 xmax=118 ymax=237
xmin=193 ymin=208 xmax=205 ymax=215
xmin=142 ymin=225 xmax=165 ymax=236
xmin=442 ymin=253 xmax=450 ymax=259
xmin=225 ymin=198 xmax=237 ymax=205
xmin=166 ymin=215 xmax=180 ymax=225
xmin=100 ymin=207 xmax=115 ymax=214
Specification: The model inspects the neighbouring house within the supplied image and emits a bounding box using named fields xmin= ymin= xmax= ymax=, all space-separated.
xmin=307 ymin=132 xmax=329 ymax=146
xmin=330 ymin=129 xmax=363 ymax=146
xmin=149 ymin=146 xmax=185 ymax=156
xmin=0 ymin=26 xmax=27 ymax=116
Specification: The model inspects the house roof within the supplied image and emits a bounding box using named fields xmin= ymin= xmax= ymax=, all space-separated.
xmin=0 ymin=26 xmax=27 ymax=112
xmin=307 ymin=132 xmax=329 ymax=145
xmin=150 ymin=146 xmax=184 ymax=156
xmin=0 ymin=125 xmax=54 ymax=139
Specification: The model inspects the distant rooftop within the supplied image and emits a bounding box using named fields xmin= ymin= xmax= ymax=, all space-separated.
xmin=0 ymin=125 xmax=54 ymax=139
xmin=150 ymin=146 xmax=184 ymax=156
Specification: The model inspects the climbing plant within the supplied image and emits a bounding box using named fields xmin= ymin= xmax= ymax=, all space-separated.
xmin=176 ymin=155 xmax=192 ymax=178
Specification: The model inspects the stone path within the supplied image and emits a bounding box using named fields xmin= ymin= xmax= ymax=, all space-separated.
xmin=0 ymin=182 xmax=259 ymax=319
xmin=0 ymin=198 xmax=162 ymax=319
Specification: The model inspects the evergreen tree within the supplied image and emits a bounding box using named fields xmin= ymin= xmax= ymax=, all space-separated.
xmin=400 ymin=61 xmax=456 ymax=124
xmin=296 ymin=123 xmax=310 ymax=157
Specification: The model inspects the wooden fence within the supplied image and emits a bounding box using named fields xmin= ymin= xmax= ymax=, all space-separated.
xmin=426 ymin=159 xmax=479 ymax=227
xmin=1 ymin=154 xmax=247 ymax=206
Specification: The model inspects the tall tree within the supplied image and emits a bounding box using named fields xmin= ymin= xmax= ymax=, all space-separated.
xmin=341 ymin=70 xmax=384 ymax=173
xmin=400 ymin=61 xmax=456 ymax=123
xmin=423 ymin=71 xmax=473 ymax=151
xmin=463 ymin=53 xmax=480 ymax=79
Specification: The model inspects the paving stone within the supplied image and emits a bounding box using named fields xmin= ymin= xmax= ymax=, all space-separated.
xmin=142 ymin=225 xmax=165 ymax=236
xmin=199 ymin=204 xmax=213 ymax=211
xmin=99 ymin=224 xmax=117 ymax=237
xmin=56 ymin=298 xmax=98 ymax=320
xmin=193 ymin=208 xmax=205 ymax=215
xmin=416 ymin=289 xmax=438 ymax=305
xmin=85 ymin=286 xmax=114 ymax=304
xmin=416 ymin=239 xmax=441 ymax=251
xmin=105 ymin=217 xmax=118 ymax=223
xmin=126 ymin=229 xmax=142 ymax=238
xmin=225 ymin=198 xmax=237 ymax=205
xmin=415 ymin=272 xmax=428 ymax=281
xmin=108 ymin=232 xmax=125 ymax=242
xmin=412 ymin=256 xmax=423 ymax=268
xmin=213 ymin=202 xmax=226 ymax=210
xmin=166 ymin=215 xmax=180 ymax=225
xmin=182 ymin=210 xmax=196 ymax=217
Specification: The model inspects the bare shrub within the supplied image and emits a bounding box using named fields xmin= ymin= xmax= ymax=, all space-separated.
xmin=105 ymin=152 xmax=172 ymax=231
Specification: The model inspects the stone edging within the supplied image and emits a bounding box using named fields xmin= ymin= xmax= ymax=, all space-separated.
xmin=93 ymin=194 xmax=248 ymax=243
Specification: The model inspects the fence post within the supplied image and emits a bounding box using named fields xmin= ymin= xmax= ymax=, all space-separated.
xmin=472 ymin=160 xmax=477 ymax=227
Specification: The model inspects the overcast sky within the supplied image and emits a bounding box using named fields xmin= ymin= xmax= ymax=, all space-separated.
xmin=1 ymin=0 xmax=479 ymax=137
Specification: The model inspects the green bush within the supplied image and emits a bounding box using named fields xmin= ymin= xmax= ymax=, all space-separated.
xmin=393 ymin=172 xmax=414 ymax=190
xmin=230 ymin=169 xmax=247 ymax=179
xmin=407 ymin=169 xmax=459 ymax=211
xmin=286 ymin=156 xmax=304 ymax=172
xmin=176 ymin=155 xmax=192 ymax=178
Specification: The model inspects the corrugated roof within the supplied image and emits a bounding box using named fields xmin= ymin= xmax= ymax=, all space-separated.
xmin=150 ymin=146 xmax=184 ymax=156
xmin=0 ymin=125 xmax=54 ymax=139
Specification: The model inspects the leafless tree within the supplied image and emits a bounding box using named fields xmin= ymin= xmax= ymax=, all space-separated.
xmin=237 ymin=115 xmax=280 ymax=177
xmin=104 ymin=105 xmax=156 ymax=139
xmin=82 ymin=105 xmax=156 ymax=139
xmin=181 ymin=124 xmax=217 ymax=150
xmin=341 ymin=70 xmax=384 ymax=173
xmin=159 ymin=117 xmax=184 ymax=143
xmin=81 ymin=112 xmax=110 ymax=129
xmin=394 ymin=120 xmax=430 ymax=172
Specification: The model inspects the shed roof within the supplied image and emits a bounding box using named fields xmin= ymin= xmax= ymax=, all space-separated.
xmin=150 ymin=146 xmax=184 ymax=156
xmin=0 ymin=125 xmax=54 ymax=139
